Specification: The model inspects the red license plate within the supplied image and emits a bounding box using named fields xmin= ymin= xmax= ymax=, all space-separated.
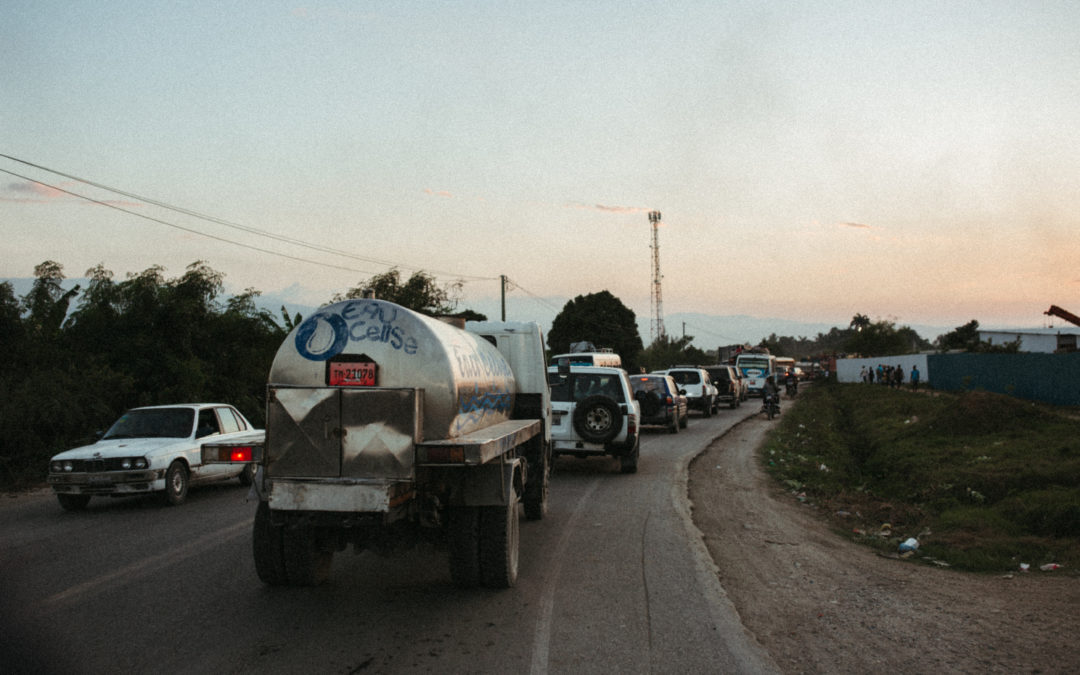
xmin=328 ymin=361 xmax=376 ymax=386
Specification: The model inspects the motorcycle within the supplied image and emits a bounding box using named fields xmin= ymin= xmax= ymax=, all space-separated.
xmin=785 ymin=379 xmax=797 ymax=397
xmin=762 ymin=391 xmax=780 ymax=420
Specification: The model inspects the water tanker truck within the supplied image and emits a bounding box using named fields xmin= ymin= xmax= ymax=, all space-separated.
xmin=202 ymin=299 xmax=551 ymax=588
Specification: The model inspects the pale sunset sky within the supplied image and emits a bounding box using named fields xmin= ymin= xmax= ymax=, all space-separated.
xmin=3 ymin=1 xmax=1079 ymax=338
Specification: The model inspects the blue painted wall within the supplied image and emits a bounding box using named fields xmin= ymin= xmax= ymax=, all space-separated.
xmin=927 ymin=353 xmax=1080 ymax=406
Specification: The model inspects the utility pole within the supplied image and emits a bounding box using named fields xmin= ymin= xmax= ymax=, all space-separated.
xmin=649 ymin=210 xmax=666 ymax=343
xmin=500 ymin=275 xmax=507 ymax=321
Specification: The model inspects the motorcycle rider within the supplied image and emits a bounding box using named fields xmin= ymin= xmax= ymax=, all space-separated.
xmin=762 ymin=375 xmax=780 ymax=413
xmin=784 ymin=368 xmax=798 ymax=396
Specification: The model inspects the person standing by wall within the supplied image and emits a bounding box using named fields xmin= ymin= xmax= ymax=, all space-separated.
xmin=910 ymin=365 xmax=920 ymax=391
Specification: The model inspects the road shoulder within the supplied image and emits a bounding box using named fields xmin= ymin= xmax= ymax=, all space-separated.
xmin=688 ymin=415 xmax=1080 ymax=674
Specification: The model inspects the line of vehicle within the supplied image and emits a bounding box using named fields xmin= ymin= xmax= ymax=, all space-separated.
xmin=528 ymin=478 xmax=601 ymax=675
xmin=42 ymin=518 xmax=250 ymax=609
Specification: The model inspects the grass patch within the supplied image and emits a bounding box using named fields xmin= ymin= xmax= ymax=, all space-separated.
xmin=763 ymin=382 xmax=1080 ymax=573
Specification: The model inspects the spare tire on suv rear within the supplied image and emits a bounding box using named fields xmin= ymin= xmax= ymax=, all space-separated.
xmin=572 ymin=395 xmax=622 ymax=444
xmin=635 ymin=389 xmax=662 ymax=418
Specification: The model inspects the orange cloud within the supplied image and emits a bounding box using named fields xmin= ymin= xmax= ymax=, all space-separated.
xmin=1 ymin=180 xmax=142 ymax=208
xmin=3 ymin=180 xmax=67 ymax=201
xmin=838 ymin=222 xmax=872 ymax=229
xmin=424 ymin=188 xmax=453 ymax=199
xmin=566 ymin=201 xmax=651 ymax=214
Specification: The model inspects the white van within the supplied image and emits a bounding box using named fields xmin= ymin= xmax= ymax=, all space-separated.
xmin=549 ymin=351 xmax=622 ymax=368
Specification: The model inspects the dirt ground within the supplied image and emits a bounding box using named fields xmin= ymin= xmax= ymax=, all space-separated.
xmin=689 ymin=414 xmax=1080 ymax=674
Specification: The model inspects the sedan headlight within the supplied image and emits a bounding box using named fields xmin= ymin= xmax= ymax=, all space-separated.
xmin=63 ymin=461 xmax=74 ymax=472
xmin=51 ymin=461 xmax=63 ymax=473
xmin=134 ymin=457 xmax=148 ymax=469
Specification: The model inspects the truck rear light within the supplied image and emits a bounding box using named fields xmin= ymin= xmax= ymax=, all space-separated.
xmin=664 ymin=396 xmax=673 ymax=405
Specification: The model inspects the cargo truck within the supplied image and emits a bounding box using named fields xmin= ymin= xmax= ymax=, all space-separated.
xmin=202 ymin=299 xmax=551 ymax=588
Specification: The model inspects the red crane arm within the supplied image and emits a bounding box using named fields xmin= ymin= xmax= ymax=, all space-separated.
xmin=1045 ymin=305 xmax=1080 ymax=328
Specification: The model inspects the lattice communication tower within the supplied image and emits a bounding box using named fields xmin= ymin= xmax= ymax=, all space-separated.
xmin=649 ymin=210 xmax=666 ymax=343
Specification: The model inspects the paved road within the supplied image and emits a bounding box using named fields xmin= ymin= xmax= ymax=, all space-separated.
xmin=1 ymin=407 xmax=778 ymax=674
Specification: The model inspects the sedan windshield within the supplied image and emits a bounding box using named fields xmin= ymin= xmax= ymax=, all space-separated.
xmin=103 ymin=408 xmax=195 ymax=439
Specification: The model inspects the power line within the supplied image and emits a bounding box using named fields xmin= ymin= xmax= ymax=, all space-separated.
xmin=0 ymin=152 xmax=497 ymax=283
xmin=0 ymin=166 xmax=397 ymax=275
xmin=502 ymin=277 xmax=563 ymax=313
xmin=680 ymin=321 xmax=744 ymax=344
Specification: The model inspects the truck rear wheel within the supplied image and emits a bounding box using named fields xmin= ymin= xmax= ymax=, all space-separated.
xmin=479 ymin=487 xmax=519 ymax=588
xmin=447 ymin=507 xmax=481 ymax=587
xmin=283 ymin=523 xmax=333 ymax=586
xmin=523 ymin=444 xmax=550 ymax=521
xmin=252 ymin=501 xmax=288 ymax=585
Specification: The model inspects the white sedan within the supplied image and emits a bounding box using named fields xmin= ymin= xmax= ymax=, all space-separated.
xmin=47 ymin=403 xmax=261 ymax=511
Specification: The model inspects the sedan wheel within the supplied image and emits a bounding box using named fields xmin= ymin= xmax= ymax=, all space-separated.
xmin=163 ymin=460 xmax=189 ymax=506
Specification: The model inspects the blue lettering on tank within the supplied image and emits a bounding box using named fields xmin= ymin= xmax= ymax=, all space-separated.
xmin=455 ymin=383 xmax=513 ymax=431
xmin=296 ymin=300 xmax=419 ymax=361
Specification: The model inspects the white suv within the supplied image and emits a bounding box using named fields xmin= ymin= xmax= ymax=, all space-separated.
xmin=547 ymin=365 xmax=641 ymax=473
xmin=660 ymin=367 xmax=718 ymax=417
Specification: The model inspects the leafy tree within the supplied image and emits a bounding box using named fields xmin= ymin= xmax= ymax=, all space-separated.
xmin=0 ymin=282 xmax=24 ymax=373
xmin=22 ymin=260 xmax=79 ymax=340
xmin=934 ymin=320 xmax=1020 ymax=353
xmin=280 ymin=306 xmax=303 ymax=331
xmin=547 ymin=291 xmax=643 ymax=368
xmin=849 ymin=313 xmax=871 ymax=332
xmin=844 ymin=317 xmax=923 ymax=357
xmin=334 ymin=268 xmax=463 ymax=316
xmin=935 ymin=320 xmax=981 ymax=351
xmin=637 ymin=334 xmax=708 ymax=372
xmin=758 ymin=333 xmax=819 ymax=359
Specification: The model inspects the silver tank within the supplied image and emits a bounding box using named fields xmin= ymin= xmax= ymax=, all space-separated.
xmin=270 ymin=299 xmax=516 ymax=441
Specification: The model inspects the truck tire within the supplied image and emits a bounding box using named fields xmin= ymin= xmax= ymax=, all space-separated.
xmin=252 ymin=501 xmax=288 ymax=585
xmin=479 ymin=487 xmax=519 ymax=588
xmin=703 ymin=398 xmax=713 ymax=418
xmin=573 ymin=395 xmax=622 ymax=444
xmin=447 ymin=507 xmax=481 ymax=587
xmin=283 ymin=523 xmax=332 ymax=586
xmin=523 ymin=444 xmax=550 ymax=521
xmin=669 ymin=413 xmax=679 ymax=434
xmin=620 ymin=437 xmax=640 ymax=474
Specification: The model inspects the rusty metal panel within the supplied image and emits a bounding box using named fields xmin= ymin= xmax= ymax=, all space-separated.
xmin=340 ymin=388 xmax=420 ymax=480
xmin=266 ymin=387 xmax=341 ymax=478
